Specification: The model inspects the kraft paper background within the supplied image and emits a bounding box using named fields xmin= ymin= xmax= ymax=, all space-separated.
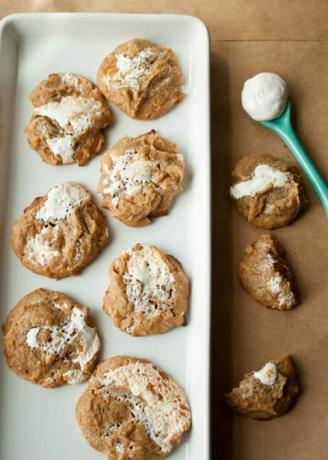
xmin=1 ymin=1 xmax=328 ymax=459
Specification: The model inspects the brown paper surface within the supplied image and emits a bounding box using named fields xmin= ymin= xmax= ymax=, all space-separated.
xmin=1 ymin=2 xmax=328 ymax=459
xmin=1 ymin=0 xmax=328 ymax=40
xmin=211 ymin=40 xmax=328 ymax=460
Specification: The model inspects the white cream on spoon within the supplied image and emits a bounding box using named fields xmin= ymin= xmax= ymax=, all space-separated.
xmin=241 ymin=72 xmax=328 ymax=216
xmin=241 ymin=72 xmax=288 ymax=121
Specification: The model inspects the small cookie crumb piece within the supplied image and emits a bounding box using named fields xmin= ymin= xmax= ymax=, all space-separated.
xmin=225 ymin=356 xmax=300 ymax=420
xmin=238 ymin=233 xmax=298 ymax=310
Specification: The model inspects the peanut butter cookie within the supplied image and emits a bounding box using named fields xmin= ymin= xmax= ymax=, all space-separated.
xmin=230 ymin=154 xmax=306 ymax=228
xmin=3 ymin=288 xmax=100 ymax=388
xmin=25 ymin=72 xmax=113 ymax=165
xmin=11 ymin=182 xmax=109 ymax=279
xmin=238 ymin=233 xmax=298 ymax=310
xmin=98 ymin=130 xmax=185 ymax=227
xmin=103 ymin=243 xmax=189 ymax=336
xmin=225 ymin=356 xmax=300 ymax=420
xmin=76 ymin=356 xmax=191 ymax=459
xmin=97 ymin=39 xmax=184 ymax=120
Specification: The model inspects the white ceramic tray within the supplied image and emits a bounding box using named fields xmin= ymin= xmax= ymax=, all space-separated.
xmin=0 ymin=13 xmax=210 ymax=460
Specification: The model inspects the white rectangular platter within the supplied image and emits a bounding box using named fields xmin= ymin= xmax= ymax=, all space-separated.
xmin=0 ymin=13 xmax=210 ymax=460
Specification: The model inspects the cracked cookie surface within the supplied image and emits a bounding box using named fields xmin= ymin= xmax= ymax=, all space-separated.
xmin=11 ymin=182 xmax=109 ymax=279
xmin=225 ymin=356 xmax=300 ymax=420
xmin=25 ymin=73 xmax=113 ymax=166
xmin=3 ymin=288 xmax=100 ymax=388
xmin=238 ymin=233 xmax=298 ymax=310
xmin=97 ymin=39 xmax=184 ymax=120
xmin=103 ymin=243 xmax=189 ymax=336
xmin=98 ymin=130 xmax=185 ymax=227
xmin=76 ymin=356 xmax=191 ymax=459
xmin=230 ymin=154 xmax=306 ymax=228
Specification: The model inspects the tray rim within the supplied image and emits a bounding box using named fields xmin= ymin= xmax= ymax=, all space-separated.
xmin=0 ymin=11 xmax=211 ymax=460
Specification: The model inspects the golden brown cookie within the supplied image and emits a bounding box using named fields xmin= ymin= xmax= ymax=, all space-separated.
xmin=25 ymin=72 xmax=113 ymax=165
xmin=97 ymin=130 xmax=185 ymax=227
xmin=97 ymin=39 xmax=184 ymax=120
xmin=225 ymin=356 xmax=300 ymax=420
xmin=2 ymin=288 xmax=100 ymax=388
xmin=11 ymin=182 xmax=109 ymax=279
xmin=103 ymin=243 xmax=189 ymax=336
xmin=76 ymin=356 xmax=192 ymax=459
xmin=230 ymin=154 xmax=306 ymax=228
xmin=238 ymin=233 xmax=298 ymax=310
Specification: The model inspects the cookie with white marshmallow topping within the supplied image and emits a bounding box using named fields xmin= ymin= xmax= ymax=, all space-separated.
xmin=2 ymin=289 xmax=100 ymax=388
xmin=11 ymin=182 xmax=109 ymax=279
xmin=225 ymin=356 xmax=300 ymax=420
xmin=25 ymin=73 xmax=113 ymax=166
xmin=238 ymin=233 xmax=298 ymax=310
xmin=76 ymin=356 xmax=191 ymax=459
xmin=230 ymin=154 xmax=306 ymax=228
xmin=97 ymin=39 xmax=184 ymax=120
xmin=98 ymin=130 xmax=185 ymax=227
xmin=103 ymin=243 xmax=189 ymax=336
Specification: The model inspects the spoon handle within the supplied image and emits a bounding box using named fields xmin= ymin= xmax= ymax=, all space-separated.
xmin=261 ymin=102 xmax=328 ymax=216
xmin=275 ymin=126 xmax=328 ymax=216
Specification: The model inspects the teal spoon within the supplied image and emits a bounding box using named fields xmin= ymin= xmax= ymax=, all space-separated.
xmin=260 ymin=100 xmax=328 ymax=216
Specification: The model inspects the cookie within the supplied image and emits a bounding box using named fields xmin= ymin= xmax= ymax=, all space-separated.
xmin=230 ymin=154 xmax=306 ymax=228
xmin=225 ymin=356 xmax=300 ymax=420
xmin=238 ymin=233 xmax=298 ymax=310
xmin=2 ymin=288 xmax=100 ymax=388
xmin=97 ymin=39 xmax=184 ymax=120
xmin=76 ymin=356 xmax=191 ymax=459
xmin=11 ymin=182 xmax=109 ymax=279
xmin=98 ymin=130 xmax=185 ymax=227
xmin=103 ymin=243 xmax=189 ymax=336
xmin=25 ymin=73 xmax=113 ymax=166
